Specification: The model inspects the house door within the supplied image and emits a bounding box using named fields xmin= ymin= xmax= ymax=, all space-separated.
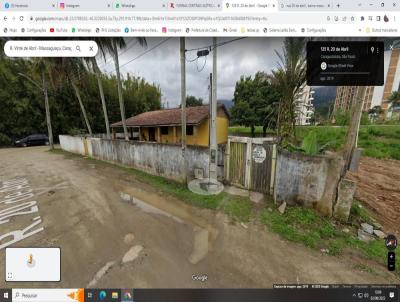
xmin=148 ymin=128 xmax=156 ymax=142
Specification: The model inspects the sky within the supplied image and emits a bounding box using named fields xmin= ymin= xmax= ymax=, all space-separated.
xmin=99 ymin=37 xmax=284 ymax=108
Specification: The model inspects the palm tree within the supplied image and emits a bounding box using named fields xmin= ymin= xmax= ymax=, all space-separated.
xmin=109 ymin=38 xmax=147 ymax=141
xmin=19 ymin=58 xmax=54 ymax=149
xmin=269 ymin=38 xmax=307 ymax=142
xmin=388 ymin=90 xmax=400 ymax=120
xmin=51 ymin=57 xmax=93 ymax=135
xmin=85 ymin=38 xmax=113 ymax=139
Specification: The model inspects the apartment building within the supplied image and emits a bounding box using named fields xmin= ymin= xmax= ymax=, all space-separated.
xmin=334 ymin=48 xmax=400 ymax=115
xmin=295 ymin=85 xmax=315 ymax=125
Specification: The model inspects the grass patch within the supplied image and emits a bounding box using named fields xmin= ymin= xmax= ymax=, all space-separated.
xmin=229 ymin=126 xmax=275 ymax=136
xmin=229 ymin=125 xmax=400 ymax=160
xmin=349 ymin=201 xmax=374 ymax=225
xmin=260 ymin=205 xmax=338 ymax=249
xmin=260 ymin=202 xmax=399 ymax=274
xmin=219 ymin=196 xmax=253 ymax=223
xmin=49 ymin=148 xmax=254 ymax=222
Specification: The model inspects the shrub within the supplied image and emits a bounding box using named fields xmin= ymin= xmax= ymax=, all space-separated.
xmin=0 ymin=133 xmax=12 ymax=146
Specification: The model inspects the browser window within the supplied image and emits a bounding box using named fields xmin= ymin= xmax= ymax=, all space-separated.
xmin=0 ymin=0 xmax=399 ymax=301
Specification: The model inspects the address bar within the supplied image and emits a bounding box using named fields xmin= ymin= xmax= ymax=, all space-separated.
xmin=29 ymin=14 xmax=271 ymax=23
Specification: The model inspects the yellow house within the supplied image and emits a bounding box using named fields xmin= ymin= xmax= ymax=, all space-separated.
xmin=111 ymin=104 xmax=230 ymax=147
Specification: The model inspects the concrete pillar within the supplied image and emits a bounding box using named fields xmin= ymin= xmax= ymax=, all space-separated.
xmin=333 ymin=179 xmax=356 ymax=222
xmin=317 ymin=156 xmax=344 ymax=217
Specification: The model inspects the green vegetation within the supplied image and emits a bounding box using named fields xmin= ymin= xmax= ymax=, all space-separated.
xmin=260 ymin=202 xmax=399 ymax=274
xmin=268 ymin=38 xmax=307 ymax=141
xmin=185 ymin=95 xmax=203 ymax=107
xmin=285 ymin=130 xmax=331 ymax=155
xmin=231 ymin=72 xmax=281 ymax=136
xmin=229 ymin=124 xmax=400 ymax=160
xmin=0 ymin=58 xmax=161 ymax=146
xmin=51 ymin=148 xmax=398 ymax=275
xmin=331 ymin=109 xmax=371 ymax=126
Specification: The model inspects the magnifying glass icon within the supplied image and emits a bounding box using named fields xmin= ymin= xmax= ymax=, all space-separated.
xmin=76 ymin=45 xmax=81 ymax=52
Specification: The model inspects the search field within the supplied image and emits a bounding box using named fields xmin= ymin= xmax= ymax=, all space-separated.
xmin=4 ymin=40 xmax=98 ymax=57
xmin=12 ymin=289 xmax=84 ymax=302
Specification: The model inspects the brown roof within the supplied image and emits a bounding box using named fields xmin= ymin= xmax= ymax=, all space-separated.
xmin=111 ymin=104 xmax=228 ymax=127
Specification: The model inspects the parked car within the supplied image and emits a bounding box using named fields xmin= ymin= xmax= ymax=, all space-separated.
xmin=14 ymin=134 xmax=49 ymax=147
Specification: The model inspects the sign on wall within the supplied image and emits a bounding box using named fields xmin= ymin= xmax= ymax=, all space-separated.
xmin=252 ymin=146 xmax=266 ymax=164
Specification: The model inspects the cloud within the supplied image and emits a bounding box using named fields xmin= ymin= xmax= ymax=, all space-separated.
xmin=101 ymin=37 xmax=284 ymax=107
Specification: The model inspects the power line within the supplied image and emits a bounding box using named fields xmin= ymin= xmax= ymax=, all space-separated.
xmin=113 ymin=37 xmax=172 ymax=73
xmin=67 ymin=38 xmax=172 ymax=81
xmin=184 ymin=37 xmax=246 ymax=73
xmin=196 ymin=56 xmax=207 ymax=72
xmin=96 ymin=39 xmax=141 ymax=69
xmin=185 ymin=37 xmax=246 ymax=52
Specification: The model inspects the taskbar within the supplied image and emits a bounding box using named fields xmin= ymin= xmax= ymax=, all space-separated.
xmin=0 ymin=286 xmax=398 ymax=302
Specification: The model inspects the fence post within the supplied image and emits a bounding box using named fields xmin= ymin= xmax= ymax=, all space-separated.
xmin=270 ymin=143 xmax=277 ymax=197
xmin=225 ymin=138 xmax=231 ymax=181
xmin=244 ymin=137 xmax=252 ymax=189
xmin=83 ymin=137 xmax=89 ymax=156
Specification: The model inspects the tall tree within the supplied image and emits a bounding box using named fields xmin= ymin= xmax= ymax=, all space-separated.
xmin=231 ymin=72 xmax=280 ymax=137
xmin=19 ymin=58 xmax=54 ymax=149
xmin=186 ymin=95 xmax=203 ymax=107
xmin=51 ymin=57 xmax=93 ymax=135
xmin=86 ymin=38 xmax=114 ymax=139
xmin=269 ymin=38 xmax=307 ymax=142
xmin=110 ymin=38 xmax=147 ymax=140
xmin=0 ymin=57 xmax=162 ymax=146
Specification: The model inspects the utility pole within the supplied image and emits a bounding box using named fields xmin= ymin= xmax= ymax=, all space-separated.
xmin=209 ymin=37 xmax=218 ymax=180
xmin=180 ymin=37 xmax=187 ymax=183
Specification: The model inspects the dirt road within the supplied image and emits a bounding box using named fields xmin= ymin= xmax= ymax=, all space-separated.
xmin=347 ymin=157 xmax=400 ymax=237
xmin=0 ymin=147 xmax=397 ymax=288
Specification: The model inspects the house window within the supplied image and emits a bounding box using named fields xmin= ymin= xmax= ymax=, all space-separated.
xmin=161 ymin=126 xmax=169 ymax=135
xmin=186 ymin=125 xmax=194 ymax=135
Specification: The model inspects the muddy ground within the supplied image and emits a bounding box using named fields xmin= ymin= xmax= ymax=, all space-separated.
xmin=0 ymin=147 xmax=398 ymax=288
xmin=347 ymin=157 xmax=400 ymax=237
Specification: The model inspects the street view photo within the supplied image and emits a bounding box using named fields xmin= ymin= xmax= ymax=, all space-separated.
xmin=0 ymin=37 xmax=399 ymax=287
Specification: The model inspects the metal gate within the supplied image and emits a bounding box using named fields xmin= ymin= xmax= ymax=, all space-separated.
xmin=226 ymin=136 xmax=277 ymax=194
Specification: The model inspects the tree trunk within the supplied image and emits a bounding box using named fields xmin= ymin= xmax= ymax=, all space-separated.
xmin=251 ymin=125 xmax=255 ymax=137
xmin=113 ymin=40 xmax=129 ymax=141
xmin=93 ymin=59 xmax=111 ymax=139
xmin=42 ymin=71 xmax=53 ymax=149
xmin=71 ymin=80 xmax=92 ymax=136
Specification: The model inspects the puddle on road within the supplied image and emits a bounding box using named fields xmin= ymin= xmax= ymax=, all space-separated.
xmin=120 ymin=192 xmax=184 ymax=224
xmin=118 ymin=187 xmax=218 ymax=265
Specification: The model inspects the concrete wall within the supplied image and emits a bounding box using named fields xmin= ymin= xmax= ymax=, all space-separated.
xmin=274 ymin=149 xmax=343 ymax=216
xmin=59 ymin=135 xmax=211 ymax=183
xmin=59 ymin=135 xmax=86 ymax=155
